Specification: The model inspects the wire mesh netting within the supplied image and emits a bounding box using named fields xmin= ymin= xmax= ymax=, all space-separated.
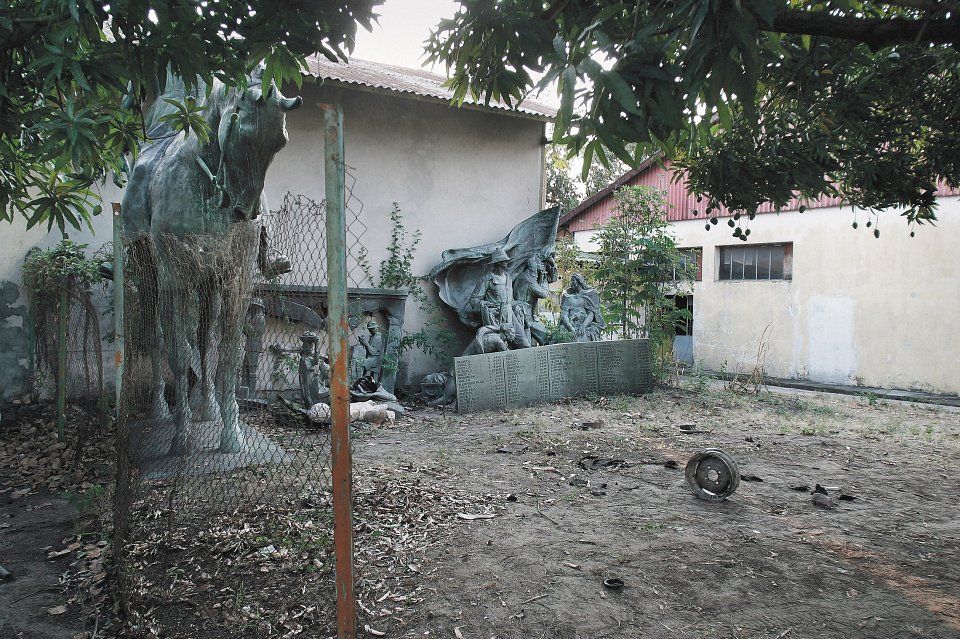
xmin=30 ymin=284 xmax=106 ymax=409
xmin=113 ymin=187 xmax=370 ymax=637
xmin=23 ymin=244 xmax=111 ymax=445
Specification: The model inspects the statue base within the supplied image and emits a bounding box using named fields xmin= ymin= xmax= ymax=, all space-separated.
xmin=126 ymin=418 xmax=291 ymax=480
xmin=454 ymin=338 xmax=653 ymax=413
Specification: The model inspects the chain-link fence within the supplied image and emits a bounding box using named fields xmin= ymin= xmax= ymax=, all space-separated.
xmin=23 ymin=244 xmax=110 ymax=448
xmin=112 ymin=181 xmax=370 ymax=637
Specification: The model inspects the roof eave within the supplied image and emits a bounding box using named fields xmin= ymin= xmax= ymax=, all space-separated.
xmin=306 ymin=76 xmax=555 ymax=123
xmin=559 ymin=153 xmax=662 ymax=227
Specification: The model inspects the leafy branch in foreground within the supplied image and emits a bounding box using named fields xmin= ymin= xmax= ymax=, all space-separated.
xmin=1 ymin=0 xmax=382 ymax=232
xmin=427 ymin=1 xmax=960 ymax=226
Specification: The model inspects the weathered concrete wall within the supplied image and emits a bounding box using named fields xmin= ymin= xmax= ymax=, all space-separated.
xmin=0 ymin=281 xmax=32 ymax=400
xmin=574 ymin=196 xmax=960 ymax=395
xmin=268 ymin=83 xmax=546 ymax=384
xmin=0 ymin=82 xmax=546 ymax=395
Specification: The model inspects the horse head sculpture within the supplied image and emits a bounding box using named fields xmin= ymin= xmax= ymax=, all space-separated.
xmin=204 ymin=66 xmax=303 ymax=222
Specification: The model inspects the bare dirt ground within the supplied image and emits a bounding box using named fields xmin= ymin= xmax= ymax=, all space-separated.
xmin=354 ymin=387 xmax=960 ymax=639
xmin=2 ymin=386 xmax=959 ymax=638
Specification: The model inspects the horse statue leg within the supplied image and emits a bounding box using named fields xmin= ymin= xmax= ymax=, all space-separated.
xmin=215 ymin=285 xmax=247 ymax=453
xmin=189 ymin=282 xmax=222 ymax=422
xmin=147 ymin=325 xmax=171 ymax=421
xmin=128 ymin=238 xmax=171 ymax=421
xmin=159 ymin=279 xmax=197 ymax=455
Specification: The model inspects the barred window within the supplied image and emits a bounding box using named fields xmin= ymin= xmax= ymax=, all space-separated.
xmin=674 ymin=248 xmax=702 ymax=281
xmin=719 ymin=244 xmax=792 ymax=281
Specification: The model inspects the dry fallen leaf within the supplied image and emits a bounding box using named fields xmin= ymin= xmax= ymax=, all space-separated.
xmin=363 ymin=624 xmax=386 ymax=636
xmin=457 ymin=513 xmax=495 ymax=521
xmin=455 ymin=627 xmax=464 ymax=639
xmin=47 ymin=605 xmax=68 ymax=615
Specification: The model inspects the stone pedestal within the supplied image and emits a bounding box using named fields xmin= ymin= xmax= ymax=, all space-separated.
xmin=454 ymin=339 xmax=653 ymax=413
xmin=126 ymin=418 xmax=291 ymax=480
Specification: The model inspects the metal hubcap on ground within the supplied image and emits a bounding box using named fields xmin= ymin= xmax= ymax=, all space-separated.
xmin=685 ymin=449 xmax=740 ymax=501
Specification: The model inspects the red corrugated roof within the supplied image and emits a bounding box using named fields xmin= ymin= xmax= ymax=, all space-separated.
xmin=303 ymin=56 xmax=556 ymax=120
xmin=562 ymin=160 xmax=959 ymax=233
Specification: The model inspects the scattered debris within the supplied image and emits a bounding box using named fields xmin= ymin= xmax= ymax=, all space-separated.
xmin=457 ymin=512 xmax=496 ymax=521
xmin=790 ymin=484 xmax=811 ymax=492
xmin=812 ymin=493 xmax=836 ymax=509
xmin=496 ymin=443 xmax=529 ymax=455
xmin=578 ymin=456 xmax=629 ymax=471
xmin=578 ymin=421 xmax=603 ymax=430
xmin=677 ymin=423 xmax=710 ymax=434
xmin=518 ymin=593 xmax=550 ymax=606
xmin=685 ymin=449 xmax=741 ymax=501
xmin=663 ymin=460 xmax=680 ymax=470
xmin=741 ymin=474 xmax=764 ymax=482
xmin=0 ymin=564 xmax=11 ymax=581
xmin=602 ymin=577 xmax=624 ymax=591
xmin=810 ymin=484 xmax=857 ymax=507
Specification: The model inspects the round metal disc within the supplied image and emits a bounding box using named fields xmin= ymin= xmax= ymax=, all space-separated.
xmin=685 ymin=449 xmax=740 ymax=501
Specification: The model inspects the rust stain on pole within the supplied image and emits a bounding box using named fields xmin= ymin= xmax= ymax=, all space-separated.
xmin=321 ymin=103 xmax=356 ymax=639
xmin=112 ymin=202 xmax=124 ymax=405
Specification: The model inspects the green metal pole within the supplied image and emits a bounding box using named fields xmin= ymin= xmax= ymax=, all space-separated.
xmin=322 ymin=103 xmax=356 ymax=639
xmin=56 ymin=279 xmax=68 ymax=441
xmin=112 ymin=203 xmax=124 ymax=406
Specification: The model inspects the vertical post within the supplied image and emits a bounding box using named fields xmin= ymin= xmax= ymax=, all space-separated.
xmin=321 ymin=103 xmax=356 ymax=639
xmin=56 ymin=277 xmax=68 ymax=441
xmin=112 ymin=203 xmax=124 ymax=406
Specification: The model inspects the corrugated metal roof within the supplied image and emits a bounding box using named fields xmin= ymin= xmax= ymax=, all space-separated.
xmin=562 ymin=160 xmax=960 ymax=233
xmin=303 ymin=56 xmax=556 ymax=120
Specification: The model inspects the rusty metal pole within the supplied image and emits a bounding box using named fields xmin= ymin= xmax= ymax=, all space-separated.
xmin=55 ymin=275 xmax=68 ymax=441
xmin=321 ymin=103 xmax=356 ymax=639
xmin=112 ymin=203 xmax=124 ymax=406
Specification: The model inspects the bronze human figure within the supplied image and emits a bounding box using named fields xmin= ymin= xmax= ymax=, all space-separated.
xmin=512 ymin=255 xmax=552 ymax=346
xmin=560 ymin=273 xmax=605 ymax=342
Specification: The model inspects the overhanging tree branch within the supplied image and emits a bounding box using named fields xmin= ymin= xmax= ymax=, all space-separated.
xmin=754 ymin=5 xmax=960 ymax=48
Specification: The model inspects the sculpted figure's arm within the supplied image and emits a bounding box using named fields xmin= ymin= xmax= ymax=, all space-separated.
xmin=582 ymin=310 xmax=596 ymax=330
xmin=528 ymin=275 xmax=551 ymax=301
xmin=559 ymin=298 xmax=574 ymax=332
xmin=357 ymin=335 xmax=372 ymax=355
xmin=469 ymin=277 xmax=490 ymax=310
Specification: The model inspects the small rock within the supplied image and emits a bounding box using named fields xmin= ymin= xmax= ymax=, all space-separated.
xmin=812 ymin=493 xmax=836 ymax=509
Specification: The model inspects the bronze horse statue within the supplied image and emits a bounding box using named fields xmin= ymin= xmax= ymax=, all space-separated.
xmin=122 ymin=66 xmax=300 ymax=455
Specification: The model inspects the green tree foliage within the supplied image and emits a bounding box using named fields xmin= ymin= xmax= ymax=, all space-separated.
xmin=584 ymin=154 xmax=628 ymax=199
xmin=594 ymin=186 xmax=694 ymax=378
xmin=547 ymin=142 xmax=628 ymax=213
xmin=427 ymin=1 xmax=960 ymax=226
xmin=357 ymin=203 xmax=456 ymax=375
xmin=545 ymin=145 xmax=581 ymax=213
xmin=1 ymin=0 xmax=382 ymax=232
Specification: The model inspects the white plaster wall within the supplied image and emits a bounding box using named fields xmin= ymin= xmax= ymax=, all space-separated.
xmin=575 ymin=197 xmax=960 ymax=394
xmin=269 ymin=83 xmax=546 ymax=383
xmin=0 ymin=82 xmax=546 ymax=390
